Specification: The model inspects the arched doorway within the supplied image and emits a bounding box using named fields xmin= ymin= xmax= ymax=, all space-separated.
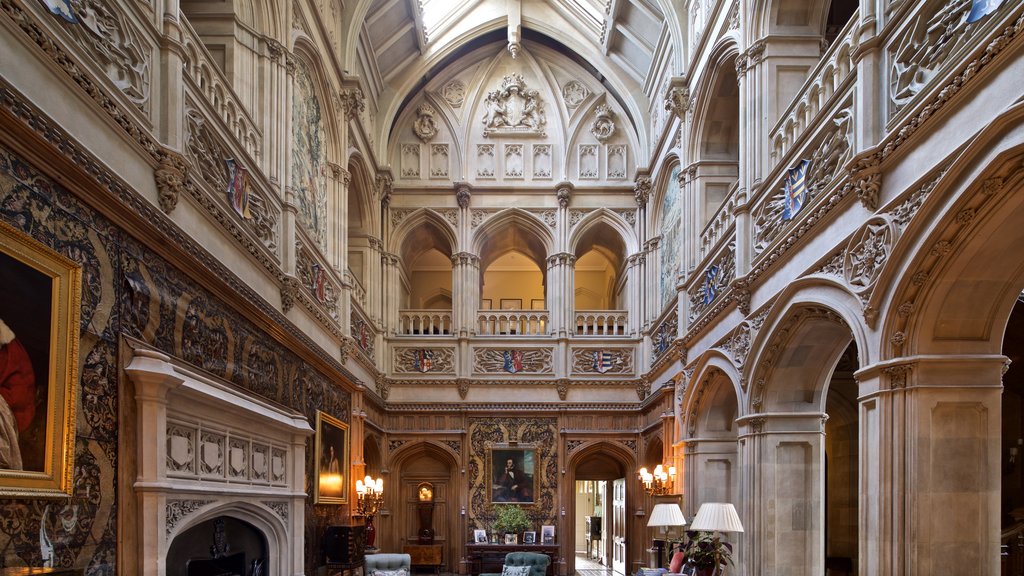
xmin=388 ymin=442 xmax=460 ymax=572
xmin=567 ymin=443 xmax=634 ymax=576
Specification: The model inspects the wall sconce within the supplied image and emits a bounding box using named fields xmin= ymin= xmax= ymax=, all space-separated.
xmin=356 ymin=475 xmax=384 ymax=549
xmin=638 ymin=464 xmax=676 ymax=496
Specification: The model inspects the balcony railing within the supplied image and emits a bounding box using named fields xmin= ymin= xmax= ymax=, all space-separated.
xmin=180 ymin=17 xmax=262 ymax=161
xmin=574 ymin=310 xmax=628 ymax=336
xmin=769 ymin=10 xmax=859 ymax=166
xmin=398 ymin=310 xmax=452 ymax=335
xmin=477 ymin=310 xmax=549 ymax=336
xmin=699 ymin=181 xmax=740 ymax=260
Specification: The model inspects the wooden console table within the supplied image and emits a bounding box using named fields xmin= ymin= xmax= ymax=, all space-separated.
xmin=465 ymin=543 xmax=557 ymax=576
xmin=403 ymin=544 xmax=443 ymax=574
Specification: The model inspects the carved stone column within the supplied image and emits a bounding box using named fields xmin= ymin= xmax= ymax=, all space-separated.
xmin=450 ymin=252 xmax=480 ymax=337
xmin=381 ymin=252 xmax=401 ymax=336
xmin=264 ymin=39 xmax=288 ymax=185
xmin=546 ymin=252 xmax=576 ymax=339
xmin=736 ymin=412 xmax=826 ymax=576
xmin=855 ymin=355 xmax=1003 ymax=576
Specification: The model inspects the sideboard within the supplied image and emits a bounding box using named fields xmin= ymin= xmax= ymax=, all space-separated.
xmin=465 ymin=543 xmax=557 ymax=576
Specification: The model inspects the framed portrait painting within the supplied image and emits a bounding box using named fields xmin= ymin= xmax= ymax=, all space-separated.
xmin=315 ymin=411 xmax=348 ymax=504
xmin=0 ymin=221 xmax=79 ymax=497
xmin=489 ymin=446 xmax=536 ymax=504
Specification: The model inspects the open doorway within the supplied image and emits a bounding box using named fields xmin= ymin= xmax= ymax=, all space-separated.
xmin=575 ymin=480 xmax=607 ymax=569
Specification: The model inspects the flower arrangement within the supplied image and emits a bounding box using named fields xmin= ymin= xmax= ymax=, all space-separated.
xmin=492 ymin=504 xmax=531 ymax=534
xmin=681 ymin=530 xmax=733 ymax=573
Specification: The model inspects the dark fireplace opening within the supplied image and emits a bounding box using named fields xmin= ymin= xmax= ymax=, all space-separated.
xmin=167 ymin=516 xmax=268 ymax=576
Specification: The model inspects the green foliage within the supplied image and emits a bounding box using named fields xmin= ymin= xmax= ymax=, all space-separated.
xmin=681 ymin=531 xmax=733 ymax=570
xmin=492 ymin=504 xmax=531 ymax=534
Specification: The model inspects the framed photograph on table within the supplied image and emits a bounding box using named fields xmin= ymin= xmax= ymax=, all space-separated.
xmin=523 ymin=531 xmax=536 ymax=544
xmin=0 ymin=221 xmax=80 ymax=497
xmin=473 ymin=529 xmax=487 ymax=543
xmin=504 ymin=533 xmax=517 ymax=545
xmin=489 ymin=446 xmax=537 ymax=504
xmin=541 ymin=525 xmax=555 ymax=544
xmin=315 ymin=411 xmax=348 ymax=504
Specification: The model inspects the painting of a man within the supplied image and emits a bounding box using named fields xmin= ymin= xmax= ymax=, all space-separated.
xmin=491 ymin=448 xmax=535 ymax=504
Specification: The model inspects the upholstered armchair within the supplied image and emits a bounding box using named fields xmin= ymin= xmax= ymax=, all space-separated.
xmin=365 ymin=553 xmax=412 ymax=575
xmin=480 ymin=552 xmax=551 ymax=576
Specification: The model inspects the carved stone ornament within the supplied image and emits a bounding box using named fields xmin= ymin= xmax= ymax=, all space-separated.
xmin=482 ymin=74 xmax=546 ymax=137
xmin=556 ymin=183 xmax=572 ymax=208
xmin=413 ymin=103 xmax=439 ymax=142
xmin=441 ymin=80 xmax=466 ymax=107
xmin=634 ymin=175 xmax=652 ymax=206
xmin=155 ymin=152 xmax=187 ymax=214
xmin=753 ymin=109 xmax=853 ymax=253
xmin=62 ymin=0 xmax=151 ymax=111
xmin=664 ymin=86 xmax=690 ymax=119
xmin=590 ymin=104 xmax=617 ymax=142
xmin=338 ymin=88 xmax=365 ymax=120
xmin=472 ymin=348 xmax=553 ymax=374
xmin=393 ymin=347 xmax=455 ymax=374
xmin=562 ymin=80 xmax=589 ymax=108
xmin=843 ymin=216 xmax=897 ymax=293
xmin=376 ymin=172 xmax=394 ymax=207
xmin=890 ymin=1 xmax=977 ymax=110
xmin=455 ymin=183 xmax=472 ymax=208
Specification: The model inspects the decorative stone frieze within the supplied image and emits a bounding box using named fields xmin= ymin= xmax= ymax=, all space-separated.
xmin=571 ymin=348 xmax=634 ymax=375
xmin=472 ymin=348 xmax=553 ymax=374
xmin=393 ymin=347 xmax=456 ymax=374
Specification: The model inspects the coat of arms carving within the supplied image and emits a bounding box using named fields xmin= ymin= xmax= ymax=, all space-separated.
xmin=482 ymin=74 xmax=546 ymax=137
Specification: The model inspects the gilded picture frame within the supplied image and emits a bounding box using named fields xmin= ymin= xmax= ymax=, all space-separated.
xmin=0 ymin=221 xmax=80 ymax=497
xmin=315 ymin=411 xmax=349 ymax=504
xmin=489 ymin=446 xmax=537 ymax=504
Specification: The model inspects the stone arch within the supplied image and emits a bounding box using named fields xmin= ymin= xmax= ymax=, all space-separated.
xmin=564 ymin=441 xmax=638 ymax=574
xmin=681 ymin=352 xmax=742 ymax=436
xmin=391 ymin=209 xmax=458 ymax=257
xmin=681 ymin=361 xmax=741 ymax=520
xmin=879 ymin=126 xmax=1024 ymax=358
xmin=648 ymin=154 xmax=682 ymax=229
xmin=472 ymin=208 xmax=554 ymax=271
xmin=743 ymin=277 xmax=871 ymax=414
xmin=748 ymin=0 xmax=857 ymax=40
xmin=168 ymin=501 xmax=288 ymax=575
xmin=569 ymin=209 xmax=637 ymax=255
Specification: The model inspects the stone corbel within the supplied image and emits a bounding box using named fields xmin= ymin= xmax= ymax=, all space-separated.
xmin=634 ymin=173 xmax=652 ymax=207
xmin=664 ymin=76 xmax=690 ymax=120
xmin=457 ymin=378 xmax=470 ymax=400
xmin=280 ymin=276 xmax=300 ymax=313
xmin=375 ymin=372 xmax=391 ymax=400
xmin=455 ymin=182 xmax=472 ymax=208
xmin=847 ymin=153 xmax=883 ymax=210
xmin=154 ymin=150 xmax=188 ymax=214
xmin=337 ymin=84 xmax=365 ymax=121
xmin=376 ymin=171 xmax=394 ymax=207
xmin=556 ymin=182 xmax=573 ymax=208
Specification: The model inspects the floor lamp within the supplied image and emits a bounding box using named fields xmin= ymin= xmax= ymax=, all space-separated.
xmin=688 ymin=503 xmax=743 ymax=576
xmin=646 ymin=502 xmax=687 ymax=568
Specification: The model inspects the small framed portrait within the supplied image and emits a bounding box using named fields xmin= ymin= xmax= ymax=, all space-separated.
xmin=504 ymin=533 xmax=518 ymax=545
xmin=540 ymin=525 xmax=555 ymax=544
xmin=490 ymin=533 xmax=500 ymax=544
xmin=0 ymin=221 xmax=80 ymax=497
xmin=522 ymin=531 xmax=536 ymax=544
xmin=473 ymin=529 xmax=488 ymax=543
xmin=499 ymin=298 xmax=522 ymax=310
xmin=315 ymin=411 xmax=349 ymax=504
xmin=489 ymin=446 xmax=537 ymax=504
xmin=530 ymin=299 xmax=545 ymax=310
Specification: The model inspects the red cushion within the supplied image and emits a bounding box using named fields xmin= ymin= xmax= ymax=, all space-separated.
xmin=669 ymin=551 xmax=685 ymax=573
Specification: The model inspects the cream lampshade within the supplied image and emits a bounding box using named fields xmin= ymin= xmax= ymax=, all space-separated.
xmin=688 ymin=502 xmax=743 ymax=533
xmin=647 ymin=503 xmax=687 ymax=529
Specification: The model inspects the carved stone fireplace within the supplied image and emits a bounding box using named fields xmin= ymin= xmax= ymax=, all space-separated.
xmin=127 ymin=344 xmax=313 ymax=576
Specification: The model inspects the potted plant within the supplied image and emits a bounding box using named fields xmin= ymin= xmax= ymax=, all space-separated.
xmin=680 ymin=531 xmax=732 ymax=576
xmin=492 ymin=504 xmax=531 ymax=540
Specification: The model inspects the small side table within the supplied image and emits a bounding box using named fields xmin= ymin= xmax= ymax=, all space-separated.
xmin=403 ymin=543 xmax=443 ymax=574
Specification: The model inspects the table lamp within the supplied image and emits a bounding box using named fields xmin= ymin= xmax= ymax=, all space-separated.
xmin=647 ymin=502 xmax=687 ymax=567
xmin=688 ymin=503 xmax=743 ymax=575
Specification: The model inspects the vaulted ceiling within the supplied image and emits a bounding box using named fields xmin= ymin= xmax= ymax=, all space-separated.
xmin=354 ymin=0 xmax=674 ymax=139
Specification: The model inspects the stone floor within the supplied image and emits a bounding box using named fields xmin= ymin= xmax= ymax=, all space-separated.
xmin=573 ymin=552 xmax=619 ymax=576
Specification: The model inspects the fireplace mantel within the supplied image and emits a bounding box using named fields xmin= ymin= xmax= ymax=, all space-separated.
xmin=126 ymin=342 xmax=313 ymax=576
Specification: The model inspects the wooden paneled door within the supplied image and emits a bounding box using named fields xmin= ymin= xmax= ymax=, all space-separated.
xmin=612 ymin=478 xmax=626 ymax=576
